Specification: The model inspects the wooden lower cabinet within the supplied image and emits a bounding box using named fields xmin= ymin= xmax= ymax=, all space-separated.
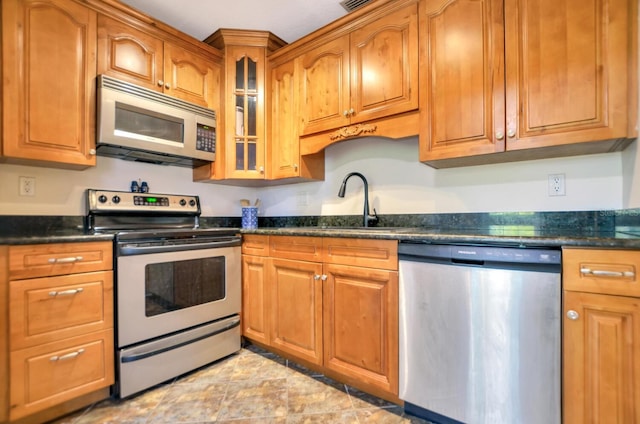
xmin=563 ymin=291 xmax=640 ymax=424
xmin=562 ymin=248 xmax=640 ymax=424
xmin=270 ymin=258 xmax=323 ymax=365
xmin=241 ymin=234 xmax=399 ymax=400
xmin=323 ymin=263 xmax=398 ymax=394
xmin=2 ymin=241 xmax=114 ymax=423
xmin=241 ymin=254 xmax=270 ymax=345
xmin=10 ymin=330 xmax=114 ymax=421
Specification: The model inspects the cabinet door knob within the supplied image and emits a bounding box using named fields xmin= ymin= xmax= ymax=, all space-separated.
xmin=157 ymin=80 xmax=164 ymax=87
xmin=89 ymin=148 xmax=96 ymax=155
xmin=314 ymin=274 xmax=321 ymax=280
xmin=566 ymin=310 xmax=580 ymax=320
xmin=259 ymin=166 xmax=265 ymax=174
xmin=321 ymin=274 xmax=327 ymax=281
xmin=165 ymin=83 xmax=170 ymax=89
xmin=496 ymin=131 xmax=504 ymax=140
xmin=507 ymin=128 xmax=516 ymax=138
xmin=349 ymin=108 xmax=355 ymax=116
xmin=343 ymin=110 xmax=349 ymax=117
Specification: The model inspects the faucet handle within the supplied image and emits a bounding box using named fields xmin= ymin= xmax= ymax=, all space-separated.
xmin=367 ymin=208 xmax=379 ymax=227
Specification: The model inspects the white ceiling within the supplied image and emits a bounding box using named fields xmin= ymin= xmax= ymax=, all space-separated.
xmin=119 ymin=0 xmax=350 ymax=44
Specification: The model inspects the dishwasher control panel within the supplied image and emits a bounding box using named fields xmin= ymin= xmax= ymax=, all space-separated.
xmin=398 ymin=243 xmax=561 ymax=265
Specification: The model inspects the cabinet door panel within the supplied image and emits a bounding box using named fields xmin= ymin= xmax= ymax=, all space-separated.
xmin=9 ymin=241 xmax=113 ymax=280
xmin=10 ymin=330 xmax=114 ymax=421
xmin=350 ymin=3 xmax=418 ymax=123
xmin=270 ymin=258 xmax=323 ymax=365
xmin=97 ymin=15 xmax=164 ymax=91
xmin=10 ymin=271 xmax=113 ymax=350
xmin=2 ymin=0 xmax=97 ymax=167
xmin=242 ymin=255 xmax=269 ymax=344
xmin=563 ymin=291 xmax=640 ymax=424
xmin=323 ymin=263 xmax=398 ymax=394
xmin=270 ymin=60 xmax=300 ymax=179
xmin=506 ymin=0 xmax=631 ymax=149
xmin=164 ymin=43 xmax=218 ymax=109
xmin=299 ymin=36 xmax=351 ymax=135
xmin=419 ymin=0 xmax=505 ymax=161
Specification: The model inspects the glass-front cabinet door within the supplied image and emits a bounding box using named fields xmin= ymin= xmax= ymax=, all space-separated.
xmin=200 ymin=30 xmax=286 ymax=181
xmin=234 ymin=53 xmax=260 ymax=175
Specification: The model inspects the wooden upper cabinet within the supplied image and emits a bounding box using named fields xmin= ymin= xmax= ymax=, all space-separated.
xmin=419 ymin=0 xmax=505 ymax=160
xmin=1 ymin=0 xmax=97 ymax=168
xmin=97 ymin=15 xmax=163 ymax=92
xmin=97 ymin=15 xmax=220 ymax=109
xmin=349 ymin=4 xmax=419 ymax=124
xmin=299 ymin=36 xmax=351 ymax=135
xmin=505 ymin=0 xmax=633 ymax=150
xmin=269 ymin=58 xmax=325 ymax=180
xmin=420 ymin=0 xmax=637 ymax=166
xmin=299 ymin=2 xmax=419 ymax=136
xmin=270 ymin=59 xmax=302 ymax=179
xmin=163 ymin=42 xmax=219 ymax=109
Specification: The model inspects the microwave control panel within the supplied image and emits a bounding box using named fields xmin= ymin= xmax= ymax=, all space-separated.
xmin=196 ymin=123 xmax=216 ymax=153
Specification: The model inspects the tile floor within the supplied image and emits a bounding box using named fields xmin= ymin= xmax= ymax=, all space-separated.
xmin=50 ymin=344 xmax=433 ymax=424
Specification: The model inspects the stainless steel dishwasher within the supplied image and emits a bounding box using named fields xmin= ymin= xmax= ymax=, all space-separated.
xmin=398 ymin=243 xmax=562 ymax=424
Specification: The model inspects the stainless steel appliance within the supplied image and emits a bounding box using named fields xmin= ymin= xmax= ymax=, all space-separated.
xmin=86 ymin=189 xmax=241 ymax=398
xmin=96 ymin=75 xmax=216 ymax=167
xmin=398 ymin=243 xmax=561 ymax=424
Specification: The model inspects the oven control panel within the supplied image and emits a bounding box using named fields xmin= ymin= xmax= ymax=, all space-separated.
xmin=87 ymin=189 xmax=200 ymax=214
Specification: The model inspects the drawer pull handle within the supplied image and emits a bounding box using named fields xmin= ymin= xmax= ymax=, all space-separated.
xmin=50 ymin=349 xmax=85 ymax=362
xmin=580 ymin=268 xmax=635 ymax=278
xmin=48 ymin=256 xmax=83 ymax=264
xmin=49 ymin=288 xmax=84 ymax=297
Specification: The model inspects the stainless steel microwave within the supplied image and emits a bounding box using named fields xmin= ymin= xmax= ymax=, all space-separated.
xmin=96 ymin=75 xmax=216 ymax=167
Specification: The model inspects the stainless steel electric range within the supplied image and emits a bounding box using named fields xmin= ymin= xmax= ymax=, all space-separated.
xmin=85 ymin=189 xmax=241 ymax=398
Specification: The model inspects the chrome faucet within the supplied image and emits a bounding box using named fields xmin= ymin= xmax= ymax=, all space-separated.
xmin=337 ymin=172 xmax=379 ymax=227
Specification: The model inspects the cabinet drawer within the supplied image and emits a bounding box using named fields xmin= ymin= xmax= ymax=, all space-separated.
xmin=323 ymin=238 xmax=398 ymax=270
xmin=270 ymin=236 xmax=323 ymax=262
xmin=9 ymin=329 xmax=114 ymax=421
xmin=563 ymin=248 xmax=640 ymax=297
xmin=242 ymin=234 xmax=270 ymax=256
xmin=9 ymin=241 xmax=113 ymax=279
xmin=10 ymin=271 xmax=113 ymax=350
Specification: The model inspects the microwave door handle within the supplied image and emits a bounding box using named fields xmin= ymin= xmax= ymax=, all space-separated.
xmin=118 ymin=239 xmax=240 ymax=256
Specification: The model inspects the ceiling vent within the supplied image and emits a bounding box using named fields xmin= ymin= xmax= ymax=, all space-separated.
xmin=339 ymin=0 xmax=373 ymax=12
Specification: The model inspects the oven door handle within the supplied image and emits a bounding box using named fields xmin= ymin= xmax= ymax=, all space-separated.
xmin=118 ymin=239 xmax=240 ymax=255
xmin=120 ymin=317 xmax=240 ymax=363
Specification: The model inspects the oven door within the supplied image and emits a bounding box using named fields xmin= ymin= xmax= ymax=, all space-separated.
xmin=116 ymin=244 xmax=240 ymax=347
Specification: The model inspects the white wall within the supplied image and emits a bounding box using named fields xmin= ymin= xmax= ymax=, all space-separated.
xmin=259 ymin=136 xmax=625 ymax=217
xmin=0 ymin=156 xmax=254 ymax=216
xmin=0 ymin=136 xmax=629 ymax=217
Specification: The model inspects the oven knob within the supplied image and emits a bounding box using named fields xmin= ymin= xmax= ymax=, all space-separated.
xmin=112 ymin=195 xmax=121 ymax=204
xmin=180 ymin=199 xmax=187 ymax=206
xmin=189 ymin=199 xmax=196 ymax=207
xmin=98 ymin=195 xmax=107 ymax=203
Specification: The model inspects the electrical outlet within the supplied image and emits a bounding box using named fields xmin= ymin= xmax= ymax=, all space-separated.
xmin=296 ymin=191 xmax=309 ymax=207
xmin=19 ymin=176 xmax=36 ymax=196
xmin=548 ymin=174 xmax=565 ymax=196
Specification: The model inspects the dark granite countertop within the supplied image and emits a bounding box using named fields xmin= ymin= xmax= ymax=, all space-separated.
xmin=3 ymin=212 xmax=640 ymax=249
xmin=0 ymin=230 xmax=114 ymax=245
xmin=241 ymin=226 xmax=640 ymax=249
